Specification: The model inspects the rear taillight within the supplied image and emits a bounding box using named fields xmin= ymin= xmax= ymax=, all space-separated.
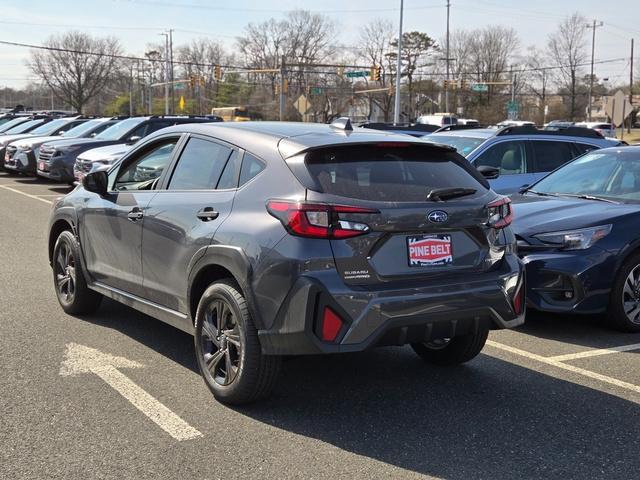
xmin=320 ymin=307 xmax=344 ymax=342
xmin=266 ymin=200 xmax=378 ymax=239
xmin=487 ymin=196 xmax=513 ymax=229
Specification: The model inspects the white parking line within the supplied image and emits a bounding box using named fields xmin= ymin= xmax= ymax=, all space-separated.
xmin=487 ymin=340 xmax=640 ymax=397
xmin=0 ymin=184 xmax=52 ymax=204
xmin=61 ymin=343 xmax=203 ymax=441
xmin=547 ymin=343 xmax=640 ymax=362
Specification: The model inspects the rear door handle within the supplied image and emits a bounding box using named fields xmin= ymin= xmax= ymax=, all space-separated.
xmin=196 ymin=207 xmax=219 ymax=222
xmin=127 ymin=207 xmax=144 ymax=221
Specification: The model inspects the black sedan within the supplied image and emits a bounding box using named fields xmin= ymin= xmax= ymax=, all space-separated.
xmin=512 ymin=146 xmax=640 ymax=332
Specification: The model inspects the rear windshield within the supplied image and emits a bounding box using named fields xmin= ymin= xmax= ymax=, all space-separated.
xmin=299 ymin=144 xmax=488 ymax=202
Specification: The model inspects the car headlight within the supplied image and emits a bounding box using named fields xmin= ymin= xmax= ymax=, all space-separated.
xmin=17 ymin=144 xmax=32 ymax=151
xmin=534 ymin=225 xmax=612 ymax=250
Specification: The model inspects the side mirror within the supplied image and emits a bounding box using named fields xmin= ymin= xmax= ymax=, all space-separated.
xmin=127 ymin=135 xmax=142 ymax=145
xmin=83 ymin=170 xmax=108 ymax=196
xmin=90 ymin=132 xmax=97 ymax=137
xmin=518 ymin=185 xmax=530 ymax=194
xmin=477 ymin=165 xmax=500 ymax=180
xmin=57 ymin=131 xmax=65 ymax=136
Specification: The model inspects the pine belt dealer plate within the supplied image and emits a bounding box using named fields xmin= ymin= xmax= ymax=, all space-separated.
xmin=407 ymin=234 xmax=453 ymax=267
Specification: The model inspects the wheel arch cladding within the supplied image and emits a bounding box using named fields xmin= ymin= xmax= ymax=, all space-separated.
xmin=189 ymin=263 xmax=259 ymax=330
xmin=49 ymin=219 xmax=75 ymax=264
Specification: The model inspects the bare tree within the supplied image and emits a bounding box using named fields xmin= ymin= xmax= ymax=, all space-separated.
xmin=523 ymin=47 xmax=552 ymax=122
xmin=468 ymin=26 xmax=519 ymax=95
xmin=388 ymin=31 xmax=438 ymax=120
xmin=358 ymin=18 xmax=395 ymax=121
xmin=29 ymin=31 xmax=122 ymax=113
xmin=237 ymin=9 xmax=336 ymax=107
xmin=547 ymin=12 xmax=587 ymax=121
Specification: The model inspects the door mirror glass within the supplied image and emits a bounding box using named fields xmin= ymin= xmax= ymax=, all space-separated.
xmin=477 ymin=165 xmax=500 ymax=179
xmin=83 ymin=170 xmax=108 ymax=196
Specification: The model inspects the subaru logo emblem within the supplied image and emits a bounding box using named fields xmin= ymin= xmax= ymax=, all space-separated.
xmin=427 ymin=210 xmax=448 ymax=223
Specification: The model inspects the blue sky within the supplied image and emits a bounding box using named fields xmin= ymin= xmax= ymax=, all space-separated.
xmin=0 ymin=0 xmax=638 ymax=89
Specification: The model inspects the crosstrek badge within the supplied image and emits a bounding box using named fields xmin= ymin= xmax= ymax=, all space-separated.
xmin=407 ymin=235 xmax=453 ymax=266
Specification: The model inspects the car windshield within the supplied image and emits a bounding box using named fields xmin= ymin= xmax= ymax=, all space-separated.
xmin=29 ymin=118 xmax=71 ymax=136
xmin=95 ymin=117 xmax=144 ymax=140
xmin=531 ymin=150 xmax=640 ymax=203
xmin=0 ymin=117 xmax=29 ymax=132
xmin=4 ymin=119 xmax=43 ymax=134
xmin=61 ymin=119 xmax=103 ymax=137
xmin=423 ymin=135 xmax=485 ymax=157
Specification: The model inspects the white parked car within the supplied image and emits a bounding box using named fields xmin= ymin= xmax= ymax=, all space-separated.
xmin=574 ymin=122 xmax=616 ymax=138
xmin=73 ymin=143 xmax=131 ymax=184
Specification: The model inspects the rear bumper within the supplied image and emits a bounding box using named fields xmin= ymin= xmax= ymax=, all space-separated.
xmin=520 ymin=246 xmax=615 ymax=314
xmin=258 ymin=255 xmax=525 ymax=355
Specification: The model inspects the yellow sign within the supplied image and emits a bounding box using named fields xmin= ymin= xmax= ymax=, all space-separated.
xmin=179 ymin=95 xmax=185 ymax=111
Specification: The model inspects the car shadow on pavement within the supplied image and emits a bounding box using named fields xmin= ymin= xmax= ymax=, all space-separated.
xmin=83 ymin=299 xmax=640 ymax=479
xmin=515 ymin=309 xmax=640 ymax=350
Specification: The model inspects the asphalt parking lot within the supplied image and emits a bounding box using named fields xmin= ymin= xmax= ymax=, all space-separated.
xmin=2 ymin=171 xmax=640 ymax=480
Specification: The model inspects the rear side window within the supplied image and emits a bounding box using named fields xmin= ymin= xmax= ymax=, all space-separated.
xmin=168 ymin=137 xmax=233 ymax=190
xmin=574 ymin=143 xmax=599 ymax=156
xmin=300 ymin=145 xmax=487 ymax=202
xmin=531 ymin=140 xmax=575 ymax=172
xmin=239 ymin=153 xmax=265 ymax=186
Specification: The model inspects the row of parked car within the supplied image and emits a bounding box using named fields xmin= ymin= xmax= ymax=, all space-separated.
xmin=0 ymin=113 xmax=222 ymax=185
xmin=42 ymin=116 xmax=640 ymax=404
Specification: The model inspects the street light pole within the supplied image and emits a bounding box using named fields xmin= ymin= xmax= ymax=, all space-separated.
xmin=393 ymin=0 xmax=404 ymax=125
xmin=160 ymin=32 xmax=169 ymax=115
xmin=587 ymin=20 xmax=603 ymax=122
xmin=445 ymin=0 xmax=451 ymax=115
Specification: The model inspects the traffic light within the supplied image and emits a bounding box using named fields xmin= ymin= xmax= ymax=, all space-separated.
xmin=443 ymin=79 xmax=449 ymax=89
xmin=200 ymin=76 xmax=206 ymax=87
xmin=283 ymin=79 xmax=289 ymax=94
xmin=189 ymin=75 xmax=196 ymax=88
xmin=214 ymin=65 xmax=223 ymax=81
xmin=460 ymin=79 xmax=468 ymax=89
xmin=337 ymin=66 xmax=344 ymax=77
xmin=373 ymin=65 xmax=381 ymax=82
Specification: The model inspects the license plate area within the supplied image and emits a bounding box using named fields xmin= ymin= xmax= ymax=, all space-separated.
xmin=407 ymin=234 xmax=453 ymax=267
xmin=38 ymin=161 xmax=45 ymax=171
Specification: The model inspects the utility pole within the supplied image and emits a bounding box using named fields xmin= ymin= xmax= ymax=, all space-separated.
xmin=160 ymin=32 xmax=169 ymax=115
xmin=129 ymin=64 xmax=134 ymax=116
xmin=279 ymin=56 xmax=286 ymax=121
xmin=393 ymin=0 xmax=404 ymax=125
xmin=169 ymin=29 xmax=174 ymax=115
xmin=445 ymin=0 xmax=451 ymax=115
xmin=586 ymin=20 xmax=603 ymax=121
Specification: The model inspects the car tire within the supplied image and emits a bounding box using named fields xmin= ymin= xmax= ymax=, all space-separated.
xmin=609 ymin=253 xmax=640 ymax=332
xmin=52 ymin=230 xmax=102 ymax=315
xmin=194 ymin=279 xmax=281 ymax=405
xmin=411 ymin=328 xmax=489 ymax=365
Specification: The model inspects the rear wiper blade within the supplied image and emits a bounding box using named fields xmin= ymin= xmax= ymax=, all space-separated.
xmin=426 ymin=187 xmax=477 ymax=201
xmin=560 ymin=193 xmax=619 ymax=204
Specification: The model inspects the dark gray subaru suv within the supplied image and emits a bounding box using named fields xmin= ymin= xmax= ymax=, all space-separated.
xmin=48 ymin=119 xmax=525 ymax=404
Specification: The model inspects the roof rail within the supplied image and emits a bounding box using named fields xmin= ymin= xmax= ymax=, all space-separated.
xmin=496 ymin=125 xmax=604 ymax=139
xmin=433 ymin=124 xmax=485 ymax=133
xmin=360 ymin=122 xmax=439 ymax=133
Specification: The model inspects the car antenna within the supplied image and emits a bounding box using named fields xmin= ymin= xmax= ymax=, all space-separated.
xmin=330 ymin=117 xmax=353 ymax=132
